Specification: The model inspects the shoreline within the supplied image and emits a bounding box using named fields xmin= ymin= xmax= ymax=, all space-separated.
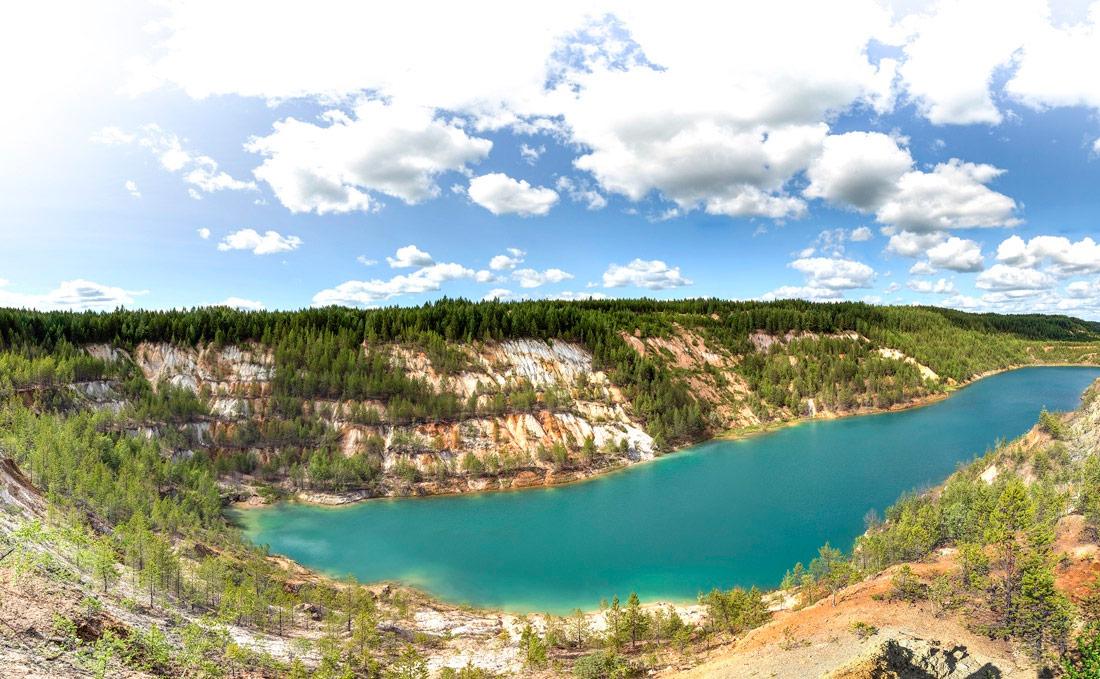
xmin=230 ymin=362 xmax=1100 ymax=617
xmin=235 ymin=361 xmax=1091 ymax=512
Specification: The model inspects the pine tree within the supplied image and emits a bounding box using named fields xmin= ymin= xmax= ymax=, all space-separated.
xmin=624 ymin=592 xmax=648 ymax=650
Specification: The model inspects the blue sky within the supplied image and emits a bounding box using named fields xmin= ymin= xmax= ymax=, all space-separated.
xmin=2 ymin=1 xmax=1100 ymax=317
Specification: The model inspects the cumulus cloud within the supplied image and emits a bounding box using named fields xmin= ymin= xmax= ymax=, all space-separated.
xmin=490 ymin=248 xmax=526 ymax=270
xmin=468 ymin=173 xmax=559 ymax=216
xmin=93 ymin=123 xmax=256 ymax=197
xmin=481 ymin=288 xmax=530 ymax=302
xmin=975 ymin=264 xmax=1057 ymax=292
xmin=245 ymin=99 xmax=492 ymax=214
xmin=197 ymin=227 xmax=211 ymax=239
xmin=995 ymin=234 xmax=1100 ymax=277
xmin=544 ymin=291 xmax=609 ymax=301
xmin=805 ymin=132 xmax=1018 ymax=233
xmin=804 ymin=227 xmax=876 ymax=258
xmin=217 ymin=229 xmax=302 ymax=255
xmin=122 ymin=3 xmax=1100 ymax=231
xmin=0 ymin=279 xmax=147 ymax=311
xmin=886 ymin=230 xmax=945 ymax=258
xmin=907 ymin=278 xmax=958 ymax=295
xmin=909 ymin=261 xmax=938 ymax=275
xmin=357 ymin=255 xmax=377 ymax=266
xmin=926 ymin=237 xmax=985 ymax=272
xmin=313 ymin=262 xmax=475 ymax=307
xmin=805 ymin=131 xmax=914 ymax=210
xmin=760 ymin=285 xmax=844 ymax=302
xmin=387 ymin=245 xmax=435 ymax=268
xmin=512 ymin=268 xmax=574 ymax=288
xmin=520 ymin=143 xmax=545 ymax=164
xmin=602 ymin=259 xmax=692 ymax=290
xmin=125 ymin=180 xmax=141 ymax=197
xmin=212 ymin=297 xmax=265 ymax=310
xmin=789 ymin=257 xmax=877 ymax=290
xmin=850 ymin=226 xmax=873 ymax=242
xmin=884 ymin=282 xmax=901 ymax=294
xmin=555 ymin=176 xmax=607 ymax=210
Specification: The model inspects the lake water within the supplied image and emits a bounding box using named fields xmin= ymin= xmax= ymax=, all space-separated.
xmin=234 ymin=367 xmax=1100 ymax=613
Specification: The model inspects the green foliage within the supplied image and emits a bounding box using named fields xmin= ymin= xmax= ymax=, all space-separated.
xmin=699 ymin=586 xmax=769 ymax=633
xmin=1038 ymin=407 xmax=1065 ymax=439
xmin=888 ymin=566 xmax=927 ymax=603
xmin=1064 ymin=624 xmax=1100 ymax=679
xmin=573 ymin=650 xmax=635 ymax=679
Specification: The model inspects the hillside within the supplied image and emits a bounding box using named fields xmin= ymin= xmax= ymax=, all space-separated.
xmin=2 ymin=300 xmax=1100 ymax=678
xmin=2 ymin=300 xmax=1098 ymax=503
xmin=665 ymin=380 xmax=1100 ymax=678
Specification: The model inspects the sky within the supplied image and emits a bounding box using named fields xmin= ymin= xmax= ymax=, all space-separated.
xmin=2 ymin=1 xmax=1100 ymax=318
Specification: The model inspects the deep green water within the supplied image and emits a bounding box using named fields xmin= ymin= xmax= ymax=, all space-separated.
xmin=234 ymin=367 xmax=1099 ymax=614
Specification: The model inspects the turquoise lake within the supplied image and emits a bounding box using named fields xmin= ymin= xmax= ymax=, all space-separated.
xmin=234 ymin=367 xmax=1100 ymax=614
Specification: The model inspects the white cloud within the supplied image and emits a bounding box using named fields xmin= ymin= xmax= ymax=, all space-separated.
xmin=245 ymin=99 xmax=492 ymax=214
xmin=602 ymin=259 xmax=692 ymax=290
xmin=313 ymin=262 xmax=475 ymax=307
xmin=877 ymin=160 xmax=1019 ymax=233
xmin=184 ymin=156 xmax=256 ymax=192
xmin=513 ymin=268 xmax=574 ymax=288
xmin=926 ymin=237 xmax=984 ymax=273
xmin=1004 ymin=5 xmax=1100 ymax=116
xmin=789 ymin=257 xmax=877 ymax=290
xmin=1066 ymin=278 xmax=1100 ymax=299
xmin=468 ymin=173 xmax=559 ymax=216
xmin=490 ymin=249 xmax=526 ymax=270
xmin=975 ymin=264 xmax=1057 ymax=292
xmin=886 ymin=230 xmax=946 ymax=258
xmin=884 ymin=282 xmax=901 ymax=294
xmin=474 ymin=270 xmax=505 ymax=283
xmin=520 ymin=143 xmax=545 ymax=164
xmin=907 ymin=278 xmax=958 ymax=295
xmin=213 ymin=297 xmax=265 ymax=310
xmin=0 ymin=279 xmax=147 ymax=311
xmin=555 ymin=176 xmax=607 ymax=210
xmin=895 ymin=1 xmax=1042 ymax=125
xmin=850 ymin=226 xmax=873 ymax=242
xmin=805 ymin=131 xmax=1018 ymax=233
xmin=544 ymin=291 xmax=609 ymax=301
xmin=94 ymin=123 xmax=256 ymax=197
xmin=217 ymin=228 xmax=302 ymax=255
xmin=122 ymin=1 xmax=1100 ymax=232
xmin=481 ymin=288 xmax=531 ymax=302
xmin=995 ymin=234 xmax=1100 ymax=277
xmin=909 ymin=261 xmax=938 ymax=275
xmin=806 ymin=227 xmax=875 ymax=258
xmin=357 ymin=255 xmax=377 ymax=266
xmin=804 ymin=131 xmax=914 ymax=211
xmin=761 ymin=285 xmax=844 ymax=302
xmin=197 ymin=227 xmax=211 ymax=240
xmin=125 ymin=180 xmax=141 ymax=197
xmin=387 ymin=245 xmax=435 ymax=268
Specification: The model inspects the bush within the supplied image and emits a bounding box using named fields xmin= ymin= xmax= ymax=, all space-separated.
xmin=888 ymin=566 xmax=927 ymax=603
xmin=573 ymin=651 xmax=635 ymax=679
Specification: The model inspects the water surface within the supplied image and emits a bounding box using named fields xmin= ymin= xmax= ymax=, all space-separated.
xmin=235 ymin=367 xmax=1099 ymax=613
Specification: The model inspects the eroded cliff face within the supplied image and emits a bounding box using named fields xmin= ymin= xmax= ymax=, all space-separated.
xmin=81 ymin=338 xmax=655 ymax=500
xmin=71 ymin=327 xmax=954 ymax=501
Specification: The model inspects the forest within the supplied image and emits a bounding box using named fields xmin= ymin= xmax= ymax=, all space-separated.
xmin=1 ymin=300 xmax=1100 ymax=676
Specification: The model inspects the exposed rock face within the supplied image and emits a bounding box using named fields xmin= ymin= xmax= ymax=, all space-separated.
xmin=92 ymin=339 xmax=656 ymax=498
xmin=131 ymin=342 xmax=273 ymax=395
xmin=826 ymin=637 xmax=1003 ymax=679
xmin=0 ymin=455 xmax=45 ymax=517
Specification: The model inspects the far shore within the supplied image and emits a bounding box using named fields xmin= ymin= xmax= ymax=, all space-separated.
xmin=233 ymin=361 xmax=1098 ymax=512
